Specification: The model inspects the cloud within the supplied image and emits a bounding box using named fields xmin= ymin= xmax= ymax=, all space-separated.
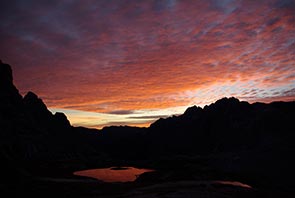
xmin=128 ymin=115 xmax=170 ymax=119
xmin=153 ymin=0 xmax=178 ymax=12
xmin=282 ymin=88 xmax=295 ymax=97
xmin=106 ymin=110 xmax=135 ymax=115
xmin=266 ymin=17 xmax=281 ymax=26
xmin=274 ymin=0 xmax=295 ymax=8
xmin=1 ymin=0 xmax=295 ymax=128
xmin=90 ymin=121 xmax=152 ymax=129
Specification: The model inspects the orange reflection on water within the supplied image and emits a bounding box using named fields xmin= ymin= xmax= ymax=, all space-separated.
xmin=74 ymin=167 xmax=154 ymax=182
xmin=214 ymin=181 xmax=252 ymax=188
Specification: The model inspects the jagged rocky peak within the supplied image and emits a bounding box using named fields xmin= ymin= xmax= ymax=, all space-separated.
xmin=214 ymin=97 xmax=240 ymax=105
xmin=23 ymin=92 xmax=71 ymax=128
xmin=24 ymin=91 xmax=38 ymax=100
xmin=183 ymin=105 xmax=203 ymax=116
xmin=205 ymin=97 xmax=241 ymax=110
xmin=0 ymin=60 xmax=72 ymax=130
xmin=23 ymin=91 xmax=52 ymax=120
xmin=0 ymin=59 xmax=13 ymax=85
xmin=184 ymin=97 xmax=241 ymax=115
xmin=53 ymin=112 xmax=71 ymax=128
xmin=0 ymin=60 xmax=22 ymax=105
xmin=23 ymin=91 xmax=49 ymax=111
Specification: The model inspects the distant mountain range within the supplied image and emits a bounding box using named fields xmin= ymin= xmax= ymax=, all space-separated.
xmin=1 ymin=60 xmax=295 ymax=191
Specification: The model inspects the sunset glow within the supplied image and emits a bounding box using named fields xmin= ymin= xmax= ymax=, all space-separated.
xmin=1 ymin=0 xmax=294 ymax=128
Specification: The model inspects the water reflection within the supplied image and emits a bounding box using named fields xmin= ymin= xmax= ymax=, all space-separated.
xmin=214 ymin=181 xmax=252 ymax=188
xmin=74 ymin=167 xmax=154 ymax=182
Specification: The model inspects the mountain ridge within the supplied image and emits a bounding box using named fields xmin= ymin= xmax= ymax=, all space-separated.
xmin=1 ymin=60 xmax=295 ymax=193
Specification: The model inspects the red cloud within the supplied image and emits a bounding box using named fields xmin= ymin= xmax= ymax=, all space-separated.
xmin=1 ymin=0 xmax=294 ymax=128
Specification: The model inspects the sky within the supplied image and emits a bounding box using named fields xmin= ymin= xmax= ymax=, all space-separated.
xmin=1 ymin=0 xmax=295 ymax=129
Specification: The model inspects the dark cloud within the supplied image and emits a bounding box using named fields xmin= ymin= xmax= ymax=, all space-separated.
xmin=128 ymin=115 xmax=169 ymax=119
xmin=209 ymin=0 xmax=239 ymax=13
xmin=153 ymin=0 xmax=177 ymax=12
xmin=266 ymin=17 xmax=281 ymax=26
xmin=106 ymin=110 xmax=135 ymax=115
xmin=282 ymin=88 xmax=295 ymax=97
xmin=271 ymin=26 xmax=284 ymax=33
xmin=274 ymin=0 xmax=295 ymax=8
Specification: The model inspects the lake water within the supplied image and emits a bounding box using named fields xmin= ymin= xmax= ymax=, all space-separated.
xmin=214 ymin=181 xmax=252 ymax=188
xmin=74 ymin=167 xmax=252 ymax=188
xmin=74 ymin=167 xmax=154 ymax=182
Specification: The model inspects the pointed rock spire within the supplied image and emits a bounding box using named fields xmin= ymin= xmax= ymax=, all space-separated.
xmin=0 ymin=60 xmax=22 ymax=106
xmin=23 ymin=91 xmax=52 ymax=120
xmin=0 ymin=59 xmax=13 ymax=86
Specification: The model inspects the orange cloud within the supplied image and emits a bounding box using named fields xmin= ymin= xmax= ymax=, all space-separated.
xmin=1 ymin=0 xmax=294 ymax=128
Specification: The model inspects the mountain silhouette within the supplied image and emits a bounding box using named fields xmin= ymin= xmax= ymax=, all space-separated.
xmin=0 ymin=61 xmax=101 ymax=184
xmin=1 ymin=61 xmax=295 ymax=196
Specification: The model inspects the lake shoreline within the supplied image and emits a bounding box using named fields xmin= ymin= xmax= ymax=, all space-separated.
xmin=5 ymin=174 xmax=294 ymax=198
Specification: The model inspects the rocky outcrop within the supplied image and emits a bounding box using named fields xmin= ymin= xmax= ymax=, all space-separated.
xmin=0 ymin=61 xmax=99 ymax=178
xmin=0 ymin=60 xmax=22 ymax=110
xmin=23 ymin=91 xmax=52 ymax=119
